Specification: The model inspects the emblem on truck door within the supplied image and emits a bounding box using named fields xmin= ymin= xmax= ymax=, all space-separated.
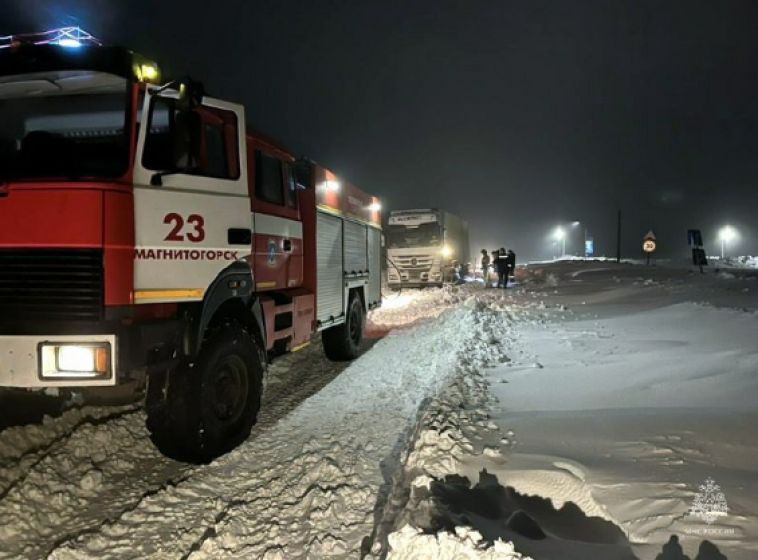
xmin=267 ymin=239 xmax=278 ymax=266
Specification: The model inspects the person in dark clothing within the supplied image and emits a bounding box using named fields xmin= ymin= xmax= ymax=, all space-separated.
xmin=506 ymin=249 xmax=516 ymax=284
xmin=450 ymin=260 xmax=460 ymax=283
xmin=495 ymin=247 xmax=509 ymax=288
xmin=480 ymin=249 xmax=491 ymax=286
xmin=459 ymin=261 xmax=470 ymax=279
xmin=453 ymin=261 xmax=467 ymax=284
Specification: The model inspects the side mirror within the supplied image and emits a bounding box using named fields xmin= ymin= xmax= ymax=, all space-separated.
xmin=151 ymin=76 xmax=205 ymax=109
xmin=293 ymin=158 xmax=314 ymax=190
xmin=149 ymin=77 xmax=206 ymax=186
xmin=176 ymin=79 xmax=204 ymax=112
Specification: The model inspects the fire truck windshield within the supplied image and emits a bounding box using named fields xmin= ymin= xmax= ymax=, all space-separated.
xmin=0 ymin=71 xmax=130 ymax=181
xmin=387 ymin=222 xmax=442 ymax=249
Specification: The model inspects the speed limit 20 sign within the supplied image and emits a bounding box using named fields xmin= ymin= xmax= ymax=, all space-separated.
xmin=643 ymin=230 xmax=657 ymax=254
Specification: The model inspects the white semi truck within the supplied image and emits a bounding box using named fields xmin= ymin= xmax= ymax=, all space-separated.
xmin=386 ymin=209 xmax=469 ymax=288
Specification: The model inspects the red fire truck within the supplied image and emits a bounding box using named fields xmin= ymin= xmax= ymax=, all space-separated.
xmin=0 ymin=40 xmax=382 ymax=461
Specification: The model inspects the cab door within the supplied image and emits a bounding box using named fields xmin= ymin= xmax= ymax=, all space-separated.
xmin=131 ymin=89 xmax=251 ymax=303
xmin=250 ymin=150 xmax=303 ymax=291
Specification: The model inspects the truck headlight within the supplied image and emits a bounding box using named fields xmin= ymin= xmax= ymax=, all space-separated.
xmin=39 ymin=343 xmax=111 ymax=379
xmin=441 ymin=245 xmax=453 ymax=258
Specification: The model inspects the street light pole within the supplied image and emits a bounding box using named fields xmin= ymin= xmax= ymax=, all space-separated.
xmin=583 ymin=226 xmax=588 ymax=257
xmin=553 ymin=226 xmax=566 ymax=259
xmin=571 ymin=221 xmax=589 ymax=258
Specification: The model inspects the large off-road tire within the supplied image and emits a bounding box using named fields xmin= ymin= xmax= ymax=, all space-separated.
xmin=146 ymin=323 xmax=264 ymax=463
xmin=322 ymin=295 xmax=365 ymax=361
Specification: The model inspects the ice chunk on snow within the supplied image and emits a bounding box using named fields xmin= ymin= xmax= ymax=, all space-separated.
xmin=387 ymin=524 xmax=530 ymax=559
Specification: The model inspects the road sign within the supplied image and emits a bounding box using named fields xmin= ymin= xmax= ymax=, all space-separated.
xmin=643 ymin=239 xmax=657 ymax=253
xmin=688 ymin=229 xmax=703 ymax=247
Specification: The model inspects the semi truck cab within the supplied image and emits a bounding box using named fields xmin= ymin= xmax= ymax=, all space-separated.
xmin=386 ymin=209 xmax=469 ymax=288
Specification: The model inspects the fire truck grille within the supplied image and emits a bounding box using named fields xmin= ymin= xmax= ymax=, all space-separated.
xmin=0 ymin=249 xmax=104 ymax=322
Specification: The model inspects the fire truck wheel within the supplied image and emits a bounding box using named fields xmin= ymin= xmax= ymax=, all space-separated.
xmin=322 ymin=295 xmax=365 ymax=361
xmin=146 ymin=323 xmax=264 ymax=463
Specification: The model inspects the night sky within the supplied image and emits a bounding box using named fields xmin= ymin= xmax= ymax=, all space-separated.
xmin=3 ymin=1 xmax=758 ymax=260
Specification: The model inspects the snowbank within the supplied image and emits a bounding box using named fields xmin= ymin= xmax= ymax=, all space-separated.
xmin=717 ymin=256 xmax=758 ymax=269
xmin=387 ymin=525 xmax=528 ymax=559
xmin=484 ymin=294 xmax=758 ymax=558
xmin=367 ymin=285 xmax=474 ymax=330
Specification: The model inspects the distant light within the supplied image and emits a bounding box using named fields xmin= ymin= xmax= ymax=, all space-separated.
xmin=719 ymin=225 xmax=737 ymax=242
xmin=553 ymin=227 xmax=565 ymax=240
xmin=571 ymin=221 xmax=581 ymax=227
xmin=324 ymin=180 xmax=340 ymax=193
xmin=368 ymin=202 xmax=382 ymax=212
xmin=441 ymin=245 xmax=453 ymax=258
xmin=57 ymin=38 xmax=82 ymax=48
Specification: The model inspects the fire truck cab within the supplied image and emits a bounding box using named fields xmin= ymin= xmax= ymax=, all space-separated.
xmin=0 ymin=42 xmax=382 ymax=461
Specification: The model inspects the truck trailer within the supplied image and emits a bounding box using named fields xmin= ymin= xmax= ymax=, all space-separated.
xmin=386 ymin=208 xmax=469 ymax=288
xmin=0 ymin=39 xmax=382 ymax=461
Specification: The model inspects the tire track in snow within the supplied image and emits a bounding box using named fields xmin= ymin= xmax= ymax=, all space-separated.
xmin=0 ymin=405 xmax=141 ymax=499
xmin=0 ymin=407 xmax=191 ymax=560
xmin=45 ymin=471 xmax=195 ymax=559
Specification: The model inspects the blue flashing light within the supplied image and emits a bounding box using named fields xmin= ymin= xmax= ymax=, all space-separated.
xmin=57 ymin=38 xmax=83 ymax=48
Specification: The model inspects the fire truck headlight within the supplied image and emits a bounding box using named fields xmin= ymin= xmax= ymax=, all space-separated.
xmin=441 ymin=245 xmax=453 ymax=258
xmin=40 ymin=343 xmax=111 ymax=378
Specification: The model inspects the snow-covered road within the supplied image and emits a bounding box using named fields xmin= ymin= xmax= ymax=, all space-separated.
xmin=0 ymin=330 xmax=379 ymax=559
xmin=0 ymin=285 xmax=518 ymax=559
xmin=1 ymin=262 xmax=757 ymax=559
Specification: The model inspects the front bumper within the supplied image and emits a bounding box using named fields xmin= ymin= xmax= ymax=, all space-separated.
xmin=0 ymin=334 xmax=117 ymax=388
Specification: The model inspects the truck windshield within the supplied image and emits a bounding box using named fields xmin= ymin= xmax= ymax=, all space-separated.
xmin=387 ymin=223 xmax=442 ymax=249
xmin=0 ymin=71 xmax=130 ymax=181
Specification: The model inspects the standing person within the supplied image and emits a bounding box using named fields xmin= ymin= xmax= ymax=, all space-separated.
xmin=480 ymin=249 xmax=491 ymax=286
xmin=506 ymin=249 xmax=516 ymax=284
xmin=495 ymin=247 xmax=509 ymax=288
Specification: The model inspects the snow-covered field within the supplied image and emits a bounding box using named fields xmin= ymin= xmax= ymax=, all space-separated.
xmin=1 ymin=262 xmax=757 ymax=559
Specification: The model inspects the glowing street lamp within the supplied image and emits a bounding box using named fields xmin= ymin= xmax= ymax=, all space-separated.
xmin=719 ymin=225 xmax=737 ymax=259
xmin=553 ymin=226 xmax=566 ymax=257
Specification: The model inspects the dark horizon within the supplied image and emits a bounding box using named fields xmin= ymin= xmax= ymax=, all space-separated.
xmin=3 ymin=0 xmax=757 ymax=261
